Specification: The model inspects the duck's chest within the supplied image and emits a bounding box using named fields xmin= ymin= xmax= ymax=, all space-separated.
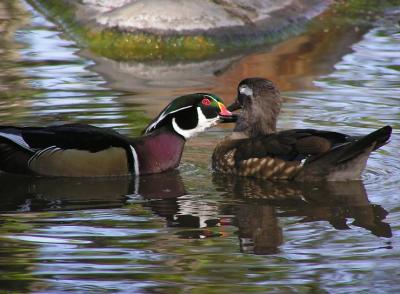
xmin=135 ymin=133 xmax=185 ymax=175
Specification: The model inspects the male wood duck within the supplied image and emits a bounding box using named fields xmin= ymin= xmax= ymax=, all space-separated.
xmin=0 ymin=93 xmax=234 ymax=177
xmin=212 ymin=78 xmax=392 ymax=181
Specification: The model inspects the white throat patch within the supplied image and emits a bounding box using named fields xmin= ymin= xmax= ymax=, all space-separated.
xmin=172 ymin=107 xmax=218 ymax=139
xmin=239 ymin=85 xmax=253 ymax=97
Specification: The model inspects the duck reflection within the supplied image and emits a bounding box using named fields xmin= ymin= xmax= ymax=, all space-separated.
xmin=213 ymin=174 xmax=392 ymax=254
xmin=0 ymin=171 xmax=391 ymax=255
xmin=144 ymin=173 xmax=391 ymax=255
xmin=233 ymin=204 xmax=283 ymax=254
xmin=0 ymin=171 xmax=186 ymax=212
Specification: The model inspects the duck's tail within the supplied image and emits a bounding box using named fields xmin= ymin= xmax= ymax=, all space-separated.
xmin=295 ymin=126 xmax=392 ymax=181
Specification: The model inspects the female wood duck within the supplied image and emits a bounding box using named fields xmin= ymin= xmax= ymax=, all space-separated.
xmin=213 ymin=78 xmax=392 ymax=181
xmin=0 ymin=93 xmax=234 ymax=177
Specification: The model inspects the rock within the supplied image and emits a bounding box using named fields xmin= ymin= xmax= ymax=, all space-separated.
xmin=89 ymin=0 xmax=332 ymax=36
xmin=29 ymin=0 xmax=334 ymax=60
xmin=98 ymin=1 xmax=242 ymax=32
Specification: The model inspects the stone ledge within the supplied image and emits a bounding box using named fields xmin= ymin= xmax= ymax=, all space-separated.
xmin=84 ymin=0 xmax=333 ymax=36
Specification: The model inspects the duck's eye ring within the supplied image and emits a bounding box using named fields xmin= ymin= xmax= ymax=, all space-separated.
xmin=201 ymin=98 xmax=211 ymax=106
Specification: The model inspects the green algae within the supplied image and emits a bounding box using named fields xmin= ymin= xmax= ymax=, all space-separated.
xmin=302 ymin=0 xmax=400 ymax=46
xmin=333 ymin=0 xmax=400 ymax=16
xmin=88 ymin=31 xmax=218 ymax=61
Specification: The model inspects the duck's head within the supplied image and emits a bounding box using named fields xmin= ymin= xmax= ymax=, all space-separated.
xmin=228 ymin=78 xmax=282 ymax=137
xmin=143 ymin=93 xmax=235 ymax=139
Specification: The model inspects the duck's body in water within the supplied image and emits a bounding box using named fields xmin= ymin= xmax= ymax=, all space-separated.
xmin=0 ymin=93 xmax=234 ymax=177
xmin=212 ymin=78 xmax=391 ymax=181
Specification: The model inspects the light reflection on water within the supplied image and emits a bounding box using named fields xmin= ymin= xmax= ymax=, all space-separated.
xmin=0 ymin=1 xmax=399 ymax=293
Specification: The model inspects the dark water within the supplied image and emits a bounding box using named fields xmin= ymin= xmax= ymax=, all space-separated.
xmin=0 ymin=2 xmax=399 ymax=293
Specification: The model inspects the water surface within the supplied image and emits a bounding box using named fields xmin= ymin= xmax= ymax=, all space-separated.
xmin=0 ymin=2 xmax=399 ymax=293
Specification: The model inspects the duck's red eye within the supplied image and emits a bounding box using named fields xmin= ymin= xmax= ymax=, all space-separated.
xmin=202 ymin=98 xmax=211 ymax=106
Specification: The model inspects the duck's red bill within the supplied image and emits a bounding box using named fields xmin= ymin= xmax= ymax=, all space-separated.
xmin=217 ymin=102 xmax=238 ymax=123
xmin=219 ymin=113 xmax=239 ymax=123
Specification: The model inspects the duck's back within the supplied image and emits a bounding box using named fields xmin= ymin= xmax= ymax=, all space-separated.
xmin=0 ymin=124 xmax=135 ymax=177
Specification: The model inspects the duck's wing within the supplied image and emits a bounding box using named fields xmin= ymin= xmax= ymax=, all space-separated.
xmin=0 ymin=124 xmax=135 ymax=176
xmin=1 ymin=124 xmax=131 ymax=151
xmin=233 ymin=129 xmax=352 ymax=163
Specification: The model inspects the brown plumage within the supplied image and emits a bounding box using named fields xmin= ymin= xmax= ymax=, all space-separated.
xmin=213 ymin=78 xmax=392 ymax=181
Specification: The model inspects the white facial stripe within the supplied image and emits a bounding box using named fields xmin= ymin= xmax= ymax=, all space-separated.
xmin=145 ymin=105 xmax=193 ymax=134
xmin=172 ymin=107 xmax=218 ymax=139
xmin=239 ymin=85 xmax=253 ymax=97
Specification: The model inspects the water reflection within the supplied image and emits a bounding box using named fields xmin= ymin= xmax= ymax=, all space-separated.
xmin=215 ymin=176 xmax=392 ymax=254
xmin=0 ymin=171 xmax=185 ymax=212
xmin=1 ymin=171 xmax=391 ymax=256
xmin=82 ymin=21 xmax=369 ymax=112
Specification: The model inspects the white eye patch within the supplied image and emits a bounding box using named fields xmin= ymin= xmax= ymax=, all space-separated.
xmin=239 ymin=85 xmax=253 ymax=97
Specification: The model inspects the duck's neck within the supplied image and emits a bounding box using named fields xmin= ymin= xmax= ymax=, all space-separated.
xmin=133 ymin=127 xmax=185 ymax=175
xmin=234 ymin=110 xmax=278 ymax=137
xmin=234 ymin=94 xmax=281 ymax=137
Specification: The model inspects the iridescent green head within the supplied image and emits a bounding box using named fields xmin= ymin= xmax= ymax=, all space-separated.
xmin=143 ymin=93 xmax=234 ymax=139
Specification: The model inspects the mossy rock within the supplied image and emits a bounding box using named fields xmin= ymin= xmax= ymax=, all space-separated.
xmin=27 ymin=0 xmax=400 ymax=61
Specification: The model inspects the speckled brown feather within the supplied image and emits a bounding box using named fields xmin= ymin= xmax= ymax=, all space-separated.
xmin=236 ymin=156 xmax=302 ymax=180
xmin=213 ymin=138 xmax=303 ymax=180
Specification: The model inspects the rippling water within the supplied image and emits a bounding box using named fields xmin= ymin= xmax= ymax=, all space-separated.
xmin=283 ymin=23 xmax=400 ymax=197
xmin=0 ymin=2 xmax=399 ymax=293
